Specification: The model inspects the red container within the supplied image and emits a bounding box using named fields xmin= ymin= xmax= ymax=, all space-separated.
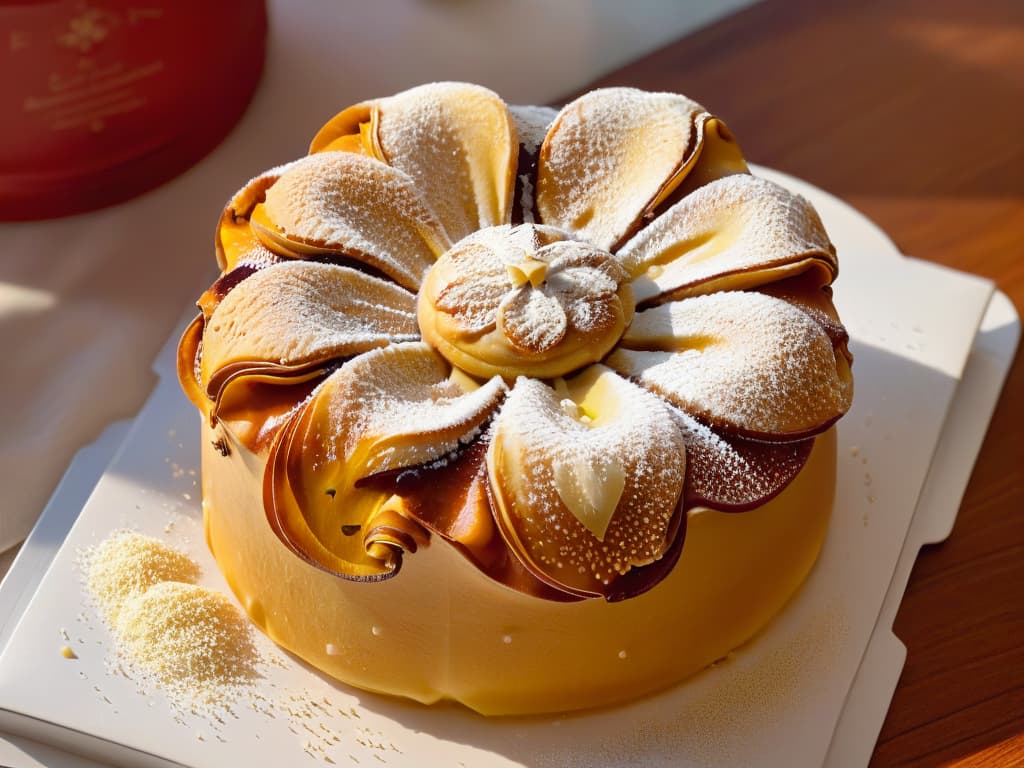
xmin=0 ymin=0 xmax=268 ymax=220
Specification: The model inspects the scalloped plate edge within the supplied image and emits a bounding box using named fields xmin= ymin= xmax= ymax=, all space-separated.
xmin=825 ymin=289 xmax=1021 ymax=767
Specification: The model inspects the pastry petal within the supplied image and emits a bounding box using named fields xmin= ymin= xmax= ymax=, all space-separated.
xmin=254 ymin=151 xmax=449 ymax=291
xmin=669 ymin=407 xmax=814 ymax=511
xmin=547 ymin=264 xmax=617 ymax=301
xmin=487 ymin=367 xmax=685 ymax=599
xmin=357 ymin=441 xmax=580 ymax=602
xmin=264 ymin=342 xmax=506 ymax=580
xmin=217 ymin=376 xmax=324 ymax=455
xmin=433 ymin=270 xmax=509 ymax=334
xmin=609 ymin=291 xmax=852 ymax=439
xmin=536 ymin=88 xmax=706 ymax=252
xmin=308 ymin=102 xmax=375 ymax=155
xmin=201 ymin=261 xmax=419 ymax=402
xmin=215 ymin=163 xmax=296 ymax=271
xmin=374 ymin=82 xmax=517 ymax=242
xmin=543 ymin=239 xmax=628 ymax=291
xmin=181 ymin=258 xmax=288 ymax=423
xmin=432 ymin=237 xmax=509 ymax=334
xmin=496 ymin=287 xmax=568 ymax=353
xmin=197 ymin=258 xmax=281 ymax=325
xmin=296 ymin=341 xmax=506 ymax=479
xmin=177 ymin=314 xmax=207 ymax=415
xmin=621 ymin=174 xmax=838 ymax=305
xmin=650 ymin=117 xmax=750 ymax=212
xmin=543 ymin=243 xmax=632 ymax=335
xmin=266 ymin=405 xmax=424 ymax=580
xmin=759 ymin=270 xmax=852 ymax=359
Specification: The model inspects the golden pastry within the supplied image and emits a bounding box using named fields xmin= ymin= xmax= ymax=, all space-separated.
xmin=178 ymin=83 xmax=853 ymax=715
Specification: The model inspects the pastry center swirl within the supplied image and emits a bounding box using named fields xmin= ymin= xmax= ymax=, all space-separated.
xmin=417 ymin=224 xmax=635 ymax=380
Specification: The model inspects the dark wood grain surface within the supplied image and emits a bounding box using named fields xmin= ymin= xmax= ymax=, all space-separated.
xmin=580 ymin=0 xmax=1024 ymax=764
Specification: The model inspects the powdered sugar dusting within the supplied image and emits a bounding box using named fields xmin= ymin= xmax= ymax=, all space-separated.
xmin=509 ymin=104 xmax=556 ymax=226
xmin=610 ymin=291 xmax=851 ymax=436
xmin=376 ymin=82 xmax=516 ymax=242
xmin=621 ymin=173 xmax=838 ymax=304
xmin=227 ymin=161 xmax=297 ymax=218
xmin=203 ymin=261 xmax=418 ymax=383
xmin=510 ymin=104 xmax=557 ymax=155
xmin=427 ymin=225 xmax=630 ymax=351
xmin=668 ymin=407 xmax=812 ymax=509
xmin=519 ymin=173 xmax=536 ymax=224
xmin=497 ymin=287 xmax=567 ymax=352
xmin=262 ymin=151 xmax=447 ymax=292
xmin=536 ymin=88 xmax=705 ymax=251
xmin=434 ymin=238 xmax=512 ymax=333
xmin=217 ymin=161 xmax=298 ymax=270
xmin=312 ymin=343 xmax=506 ymax=476
xmin=489 ymin=370 xmax=684 ymax=595
xmin=186 ymin=83 xmax=855 ymax=613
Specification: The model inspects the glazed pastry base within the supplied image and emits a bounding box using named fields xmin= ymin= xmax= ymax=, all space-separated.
xmin=202 ymin=422 xmax=835 ymax=716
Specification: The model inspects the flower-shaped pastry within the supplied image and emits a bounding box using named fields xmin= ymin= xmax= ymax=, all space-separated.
xmin=179 ymin=83 xmax=853 ymax=602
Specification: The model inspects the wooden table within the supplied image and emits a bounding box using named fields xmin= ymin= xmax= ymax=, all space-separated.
xmin=581 ymin=0 xmax=1024 ymax=764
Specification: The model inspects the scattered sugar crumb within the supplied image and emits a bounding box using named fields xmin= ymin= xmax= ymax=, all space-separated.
xmin=115 ymin=582 xmax=261 ymax=705
xmin=83 ymin=531 xmax=199 ymax=625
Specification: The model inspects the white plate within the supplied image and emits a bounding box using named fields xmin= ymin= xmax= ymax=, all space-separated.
xmin=0 ymin=169 xmax=1011 ymax=768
